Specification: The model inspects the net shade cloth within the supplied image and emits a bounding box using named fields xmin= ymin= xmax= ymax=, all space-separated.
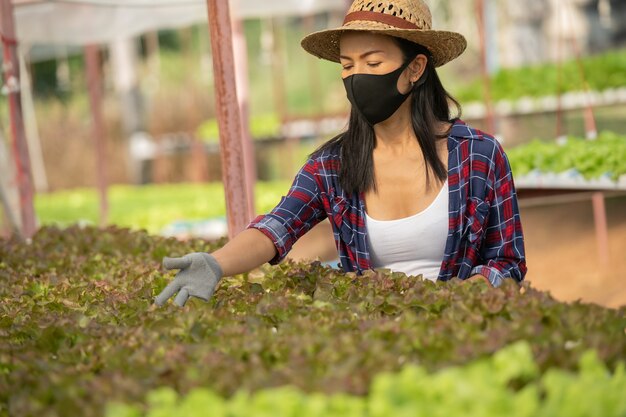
xmin=12 ymin=0 xmax=346 ymax=45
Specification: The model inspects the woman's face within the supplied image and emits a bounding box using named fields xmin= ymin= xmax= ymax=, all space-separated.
xmin=339 ymin=31 xmax=426 ymax=94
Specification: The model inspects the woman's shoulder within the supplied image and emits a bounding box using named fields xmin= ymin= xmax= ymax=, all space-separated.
xmin=297 ymin=139 xmax=342 ymax=196
xmin=307 ymin=136 xmax=343 ymax=165
xmin=448 ymin=119 xmax=505 ymax=159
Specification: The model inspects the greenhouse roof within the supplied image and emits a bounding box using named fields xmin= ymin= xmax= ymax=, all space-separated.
xmin=12 ymin=0 xmax=346 ymax=45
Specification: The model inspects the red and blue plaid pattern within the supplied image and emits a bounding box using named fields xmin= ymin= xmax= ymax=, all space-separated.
xmin=246 ymin=119 xmax=527 ymax=287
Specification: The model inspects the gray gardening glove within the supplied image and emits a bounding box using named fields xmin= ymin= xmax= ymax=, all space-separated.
xmin=154 ymin=252 xmax=223 ymax=307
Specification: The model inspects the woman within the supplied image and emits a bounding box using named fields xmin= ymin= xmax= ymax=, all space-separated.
xmin=155 ymin=0 xmax=527 ymax=307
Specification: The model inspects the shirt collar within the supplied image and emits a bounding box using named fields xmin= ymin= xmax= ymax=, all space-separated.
xmin=447 ymin=118 xmax=484 ymax=151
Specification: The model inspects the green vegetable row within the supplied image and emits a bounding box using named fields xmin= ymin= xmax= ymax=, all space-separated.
xmin=507 ymin=131 xmax=626 ymax=180
xmin=454 ymin=48 xmax=626 ymax=102
xmin=107 ymin=341 xmax=626 ymax=417
xmin=1 ymin=226 xmax=625 ymax=417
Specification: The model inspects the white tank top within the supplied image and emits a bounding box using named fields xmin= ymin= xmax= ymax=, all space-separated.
xmin=364 ymin=180 xmax=449 ymax=282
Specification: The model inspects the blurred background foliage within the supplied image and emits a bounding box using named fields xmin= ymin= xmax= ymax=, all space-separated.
xmin=1 ymin=8 xmax=625 ymax=235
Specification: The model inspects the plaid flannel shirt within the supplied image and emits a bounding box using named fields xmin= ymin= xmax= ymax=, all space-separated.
xmin=246 ymin=119 xmax=527 ymax=287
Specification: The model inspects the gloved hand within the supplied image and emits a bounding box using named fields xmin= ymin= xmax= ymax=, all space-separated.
xmin=154 ymin=252 xmax=224 ymax=307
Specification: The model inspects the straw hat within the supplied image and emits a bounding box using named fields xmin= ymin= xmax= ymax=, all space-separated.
xmin=301 ymin=0 xmax=467 ymax=67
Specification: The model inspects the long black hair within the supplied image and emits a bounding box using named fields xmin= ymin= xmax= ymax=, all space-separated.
xmin=309 ymin=37 xmax=462 ymax=195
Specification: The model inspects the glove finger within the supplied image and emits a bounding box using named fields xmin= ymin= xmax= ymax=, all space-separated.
xmin=163 ymin=256 xmax=191 ymax=270
xmin=174 ymin=288 xmax=190 ymax=307
xmin=154 ymin=281 xmax=181 ymax=306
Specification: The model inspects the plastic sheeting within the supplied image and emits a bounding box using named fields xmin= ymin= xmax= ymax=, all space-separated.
xmin=13 ymin=0 xmax=347 ymax=45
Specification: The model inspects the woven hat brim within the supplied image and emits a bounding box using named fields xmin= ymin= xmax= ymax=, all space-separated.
xmin=301 ymin=25 xmax=467 ymax=68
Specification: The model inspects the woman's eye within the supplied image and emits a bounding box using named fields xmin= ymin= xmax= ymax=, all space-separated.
xmin=342 ymin=65 xmax=353 ymax=70
xmin=368 ymin=62 xmax=381 ymax=67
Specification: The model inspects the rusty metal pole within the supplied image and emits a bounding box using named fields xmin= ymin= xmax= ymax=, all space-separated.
xmin=269 ymin=17 xmax=293 ymax=178
xmin=270 ymin=17 xmax=288 ymax=123
xmin=84 ymin=45 xmax=109 ymax=227
xmin=0 ymin=0 xmax=36 ymax=239
xmin=304 ymin=15 xmax=323 ymax=116
xmin=474 ymin=0 xmax=497 ymax=135
xmin=591 ymin=192 xmax=610 ymax=268
xmin=231 ymin=17 xmax=257 ymax=217
xmin=205 ymin=0 xmax=254 ymax=239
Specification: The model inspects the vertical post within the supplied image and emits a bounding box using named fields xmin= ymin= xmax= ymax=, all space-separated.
xmin=0 ymin=182 xmax=19 ymax=237
xmin=591 ymin=192 xmax=609 ymax=268
xmin=561 ymin=0 xmax=598 ymax=139
xmin=554 ymin=0 xmax=567 ymax=141
xmin=189 ymin=138 xmax=209 ymax=183
xmin=145 ymin=31 xmax=161 ymax=82
xmin=304 ymin=15 xmax=323 ymax=116
xmin=0 ymin=0 xmax=36 ymax=239
xmin=483 ymin=0 xmax=499 ymax=74
xmin=231 ymin=17 xmax=256 ymax=217
xmin=205 ymin=0 xmax=254 ymax=239
xmin=269 ymin=18 xmax=288 ymax=124
xmin=474 ymin=0 xmax=497 ymax=136
xmin=19 ymin=49 xmax=49 ymax=193
xmin=84 ymin=45 xmax=109 ymax=227
xmin=110 ymin=38 xmax=143 ymax=136
xmin=0 ymin=129 xmax=20 ymax=235
xmin=268 ymin=17 xmax=293 ymax=177
xmin=591 ymin=192 xmax=610 ymax=267
xmin=555 ymin=39 xmax=565 ymax=140
xmin=569 ymin=33 xmax=597 ymax=139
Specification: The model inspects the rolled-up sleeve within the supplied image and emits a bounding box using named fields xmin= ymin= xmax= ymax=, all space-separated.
xmin=470 ymin=141 xmax=527 ymax=286
xmin=246 ymin=157 xmax=327 ymax=265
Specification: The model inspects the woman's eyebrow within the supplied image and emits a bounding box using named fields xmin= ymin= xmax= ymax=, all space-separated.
xmin=339 ymin=50 xmax=386 ymax=61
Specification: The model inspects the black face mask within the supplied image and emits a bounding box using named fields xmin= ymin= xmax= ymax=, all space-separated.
xmin=343 ymin=58 xmax=416 ymax=126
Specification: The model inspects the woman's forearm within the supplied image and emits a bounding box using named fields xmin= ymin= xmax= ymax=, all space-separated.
xmin=211 ymin=228 xmax=277 ymax=277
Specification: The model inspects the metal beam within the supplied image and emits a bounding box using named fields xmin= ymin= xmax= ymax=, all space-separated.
xmin=474 ymin=0 xmax=497 ymax=136
xmin=0 ymin=0 xmax=36 ymax=239
xmin=205 ymin=0 xmax=254 ymax=239
xmin=84 ymin=44 xmax=109 ymax=226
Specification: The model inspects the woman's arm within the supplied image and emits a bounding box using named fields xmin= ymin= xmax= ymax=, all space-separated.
xmin=155 ymin=157 xmax=328 ymax=307
xmin=215 ymin=155 xmax=328 ymax=275
xmin=211 ymin=228 xmax=277 ymax=276
xmin=245 ymin=156 xmax=328 ymax=265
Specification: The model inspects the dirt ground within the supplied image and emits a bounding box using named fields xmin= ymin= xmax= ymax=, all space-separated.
xmin=288 ymin=193 xmax=626 ymax=310
xmin=519 ymin=193 xmax=626 ymax=309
